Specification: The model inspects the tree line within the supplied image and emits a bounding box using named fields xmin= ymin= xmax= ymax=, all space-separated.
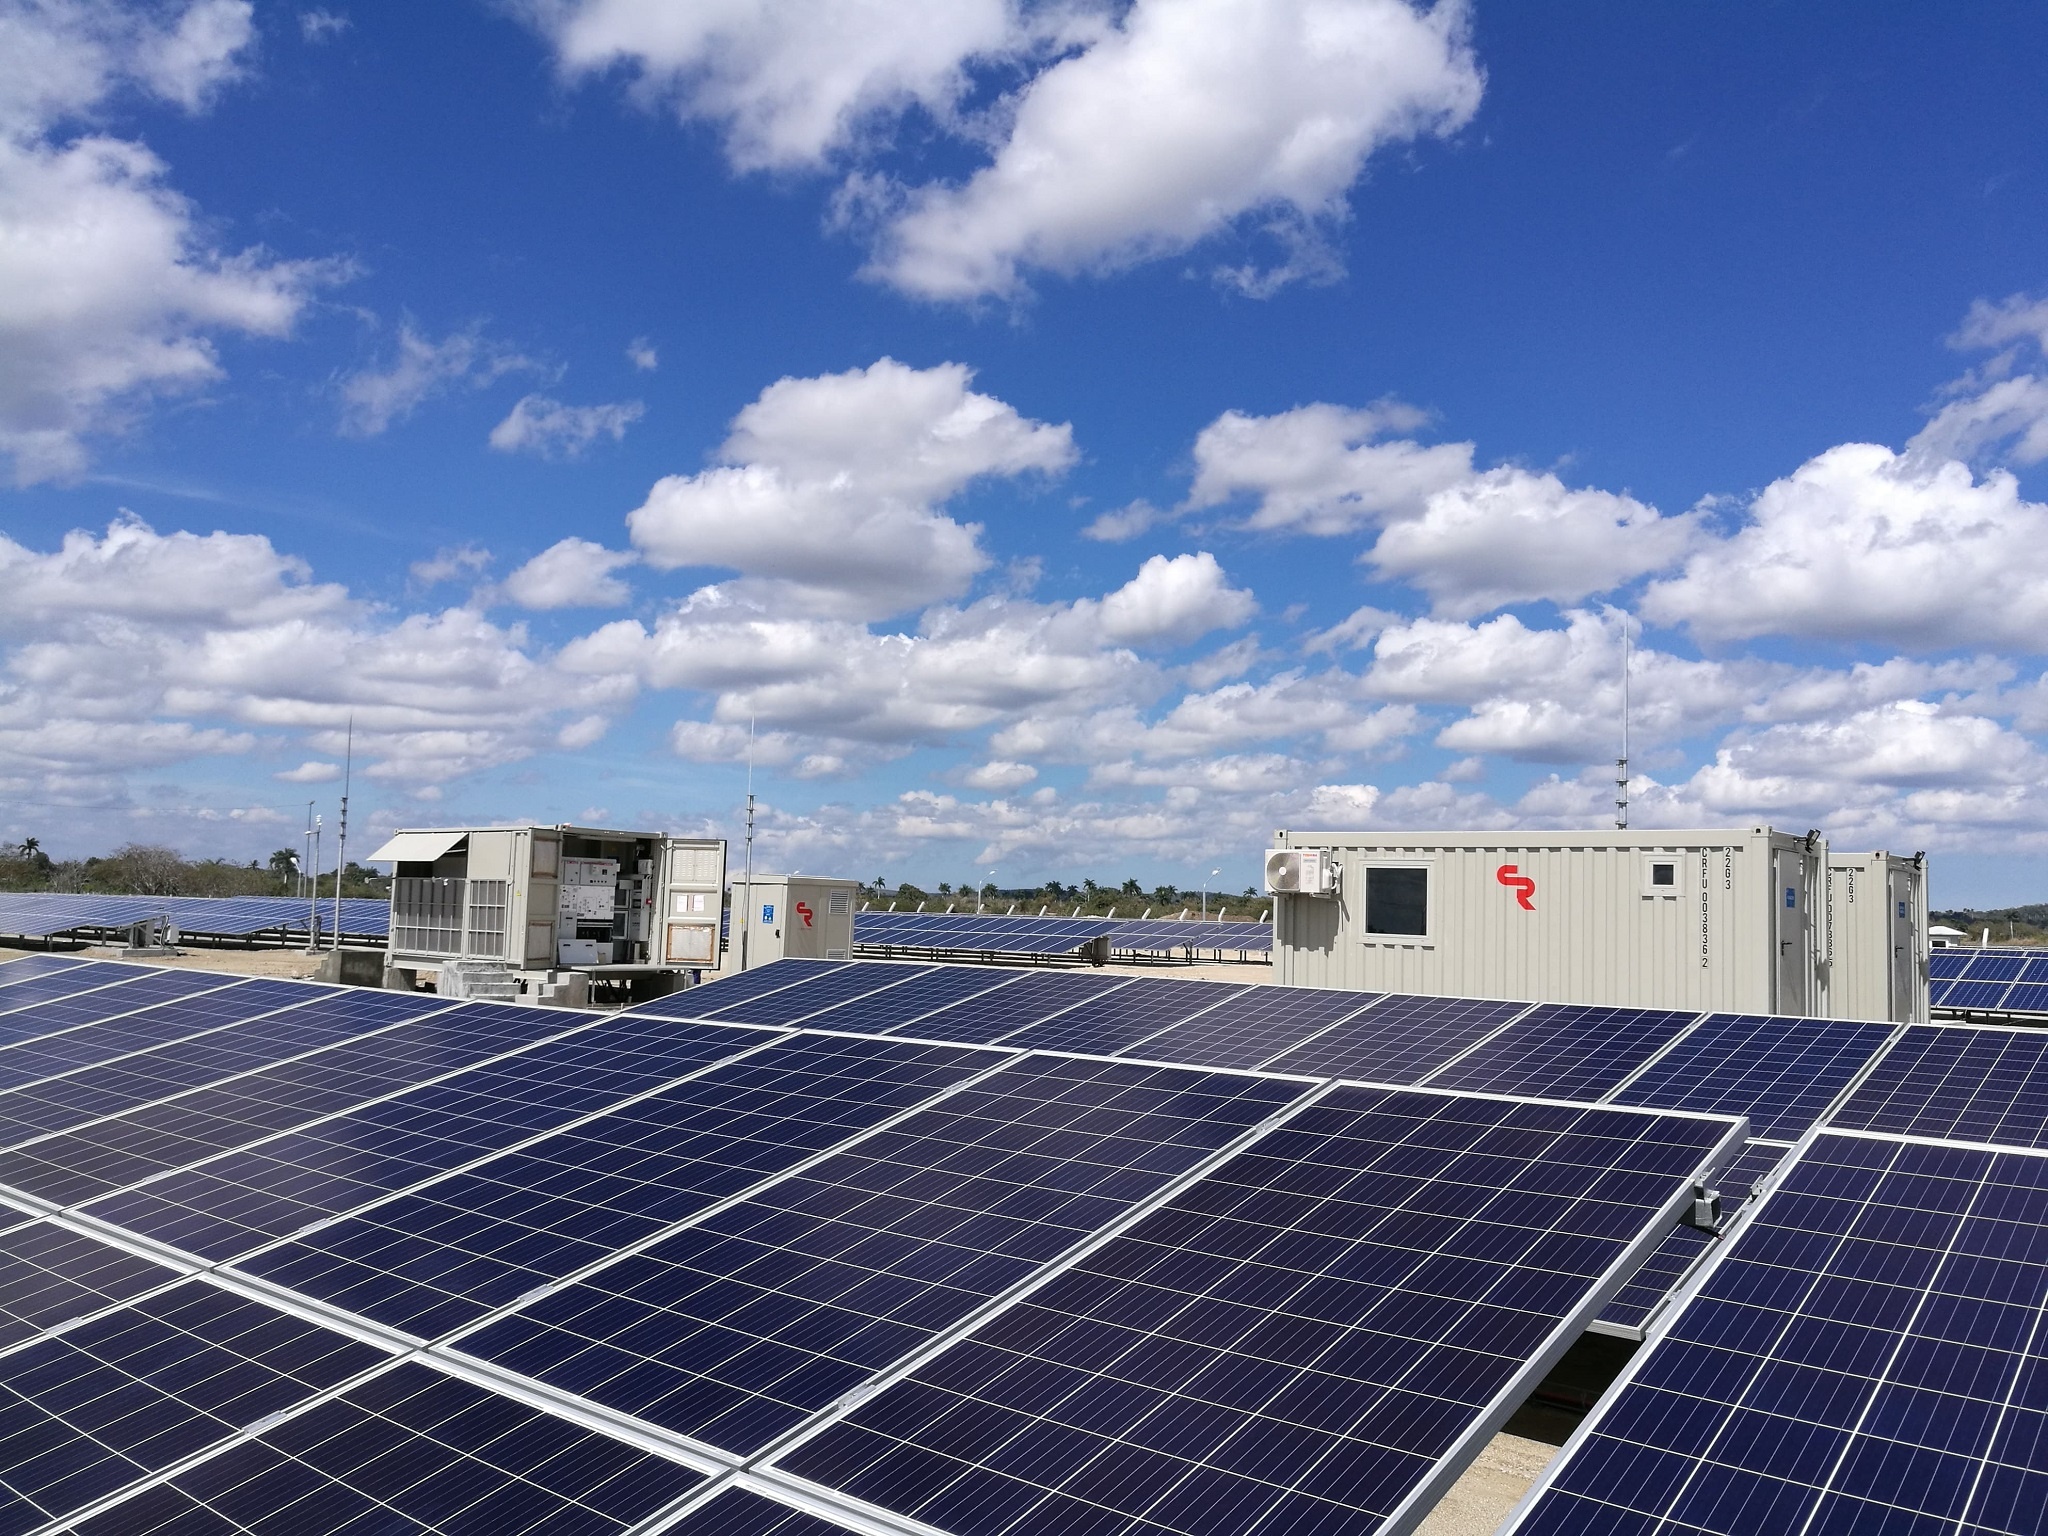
xmin=0 ymin=841 xmax=389 ymax=900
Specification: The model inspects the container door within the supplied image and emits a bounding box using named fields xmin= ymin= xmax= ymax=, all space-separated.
xmin=658 ymin=837 xmax=725 ymax=968
xmin=525 ymin=829 xmax=560 ymax=966
xmin=1888 ymin=863 xmax=1919 ymax=1021
xmin=1772 ymin=846 xmax=1810 ymax=1015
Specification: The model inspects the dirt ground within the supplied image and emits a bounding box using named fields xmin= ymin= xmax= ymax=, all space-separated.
xmin=1415 ymin=1434 xmax=1557 ymax=1535
xmin=0 ymin=942 xmax=339 ymax=982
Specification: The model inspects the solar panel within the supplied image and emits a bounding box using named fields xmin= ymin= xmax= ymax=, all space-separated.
xmin=75 ymin=1015 xmax=767 ymax=1263
xmin=768 ymin=1087 xmax=1743 ymax=1536
xmin=1425 ymin=1002 xmax=1704 ymax=1101
xmin=1505 ymin=1131 xmax=2048 ymax=1536
xmin=0 ymin=1279 xmax=388 ymax=1531
xmin=0 ymin=988 xmax=455 ymax=1149
xmin=1113 ymin=985 xmax=1382 ymax=1071
xmin=0 ymin=954 xmax=89 ymax=988
xmin=1609 ymin=1013 xmax=1896 ymax=1140
xmin=0 ymin=1217 xmax=182 ymax=1349
xmin=1944 ymin=977 xmax=2019 ymax=1010
xmin=1594 ymin=1139 xmax=1792 ymax=1337
xmin=790 ymin=964 xmax=1029 ymax=1036
xmin=1259 ymin=993 xmax=1533 ymax=1084
xmin=63 ymin=1360 xmax=706 ymax=1536
xmin=991 ymin=978 xmax=1249 ymax=1057
xmin=0 ymin=969 xmax=246 ymax=1040
xmin=2019 ymin=955 xmax=2048 ymax=984
xmin=1998 ymin=982 xmax=2048 ymax=1015
xmin=453 ymin=1056 xmax=1308 ymax=1456
xmin=628 ymin=960 xmax=848 ymax=1021
xmin=0 ymin=962 xmax=140 ymax=1016
xmin=0 ymin=978 xmax=320 ymax=1092
xmin=702 ymin=964 xmax=939 ymax=1027
xmin=0 ymin=1000 xmax=568 ymax=1206
xmin=1928 ymin=949 xmax=1969 ymax=980
xmin=897 ymin=969 xmax=1133 ymax=1045
xmin=655 ymin=1487 xmax=861 ymax=1533
xmin=233 ymin=1035 xmax=999 ymax=1339
xmin=1963 ymin=952 xmax=2031 ymax=982
xmin=1828 ymin=1023 xmax=2048 ymax=1147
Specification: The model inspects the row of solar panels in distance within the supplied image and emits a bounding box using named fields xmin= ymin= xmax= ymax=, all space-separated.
xmin=0 ymin=892 xmax=389 ymax=939
xmin=0 ymin=952 xmax=1741 ymax=1535
xmin=854 ymin=910 xmax=1273 ymax=953
xmin=1929 ymin=945 xmax=2048 ymax=1014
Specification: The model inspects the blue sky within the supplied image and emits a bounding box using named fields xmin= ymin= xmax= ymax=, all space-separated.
xmin=3 ymin=0 xmax=2047 ymax=905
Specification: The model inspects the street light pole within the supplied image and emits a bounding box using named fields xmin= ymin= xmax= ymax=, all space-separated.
xmin=1203 ymin=868 xmax=1219 ymax=919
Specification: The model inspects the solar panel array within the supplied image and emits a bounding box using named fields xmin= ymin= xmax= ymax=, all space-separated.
xmin=0 ymin=953 xmax=1764 ymax=1535
xmin=0 ymin=892 xmax=389 ymax=942
xmin=1931 ymin=945 xmax=2048 ymax=1016
xmin=853 ymin=911 xmax=1274 ymax=958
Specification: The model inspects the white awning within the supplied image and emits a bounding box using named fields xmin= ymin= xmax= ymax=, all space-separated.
xmin=366 ymin=830 xmax=468 ymax=865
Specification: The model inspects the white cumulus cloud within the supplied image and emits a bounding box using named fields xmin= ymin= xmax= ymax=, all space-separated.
xmin=625 ymin=358 xmax=1074 ymax=620
xmin=499 ymin=538 xmax=636 ymax=610
xmin=866 ymin=0 xmax=1484 ymax=300
xmin=489 ymin=394 xmax=644 ymax=458
xmin=338 ymin=325 xmax=539 ymax=437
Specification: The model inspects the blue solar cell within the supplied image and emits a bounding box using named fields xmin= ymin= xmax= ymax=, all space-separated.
xmin=1597 ymin=1140 xmax=1792 ymax=1333
xmin=76 ymin=1016 xmax=764 ymax=1262
xmin=1829 ymin=1025 xmax=2048 ymax=1147
xmin=1260 ymin=993 xmax=1531 ymax=1084
xmin=1612 ymin=1013 xmax=1895 ymax=1140
xmin=0 ymin=978 xmax=318 ymax=1093
xmin=1507 ymin=1134 xmax=2048 ymax=1536
xmin=0 ymin=1000 xmax=566 ymax=1206
xmin=1427 ymin=1003 xmax=1704 ymax=1101
xmin=1928 ymin=950 xmax=1970 ymax=979
xmin=0 ymin=1219 xmax=181 ymax=1348
xmin=2018 ymin=956 xmax=2048 ymax=985
xmin=0 ymin=971 xmax=246 ymax=1044
xmin=1962 ymin=953 xmax=2029 ymax=983
xmin=0 ymin=1280 xmax=385 ymax=1534
xmin=993 ymin=978 xmax=1248 ymax=1056
xmin=775 ymin=1086 xmax=1739 ymax=1536
xmin=704 ymin=964 xmax=939 ymax=1027
xmin=1930 ymin=977 xmax=1961 ymax=1007
xmin=65 ymin=1360 xmax=705 ymax=1536
xmin=627 ymin=959 xmax=848 ymax=1021
xmin=1944 ymin=979 xmax=2018 ymax=1010
xmin=1998 ymin=982 xmax=2048 ymax=1016
xmin=663 ymin=1489 xmax=857 ymax=1533
xmin=0 ymin=963 xmax=140 ymax=1017
xmin=234 ymin=1036 xmax=997 ymax=1337
xmin=0 ymin=988 xmax=452 ymax=1150
xmin=900 ymin=970 xmax=1133 ymax=1044
xmin=0 ymin=956 xmax=88 ymax=987
xmin=1112 ymin=986 xmax=1380 ymax=1071
xmin=793 ymin=964 xmax=1029 ymax=1035
xmin=456 ymin=1057 xmax=1309 ymax=1455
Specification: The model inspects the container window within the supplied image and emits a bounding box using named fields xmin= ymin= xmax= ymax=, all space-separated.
xmin=1365 ymin=867 xmax=1428 ymax=936
xmin=1650 ymin=861 xmax=1677 ymax=888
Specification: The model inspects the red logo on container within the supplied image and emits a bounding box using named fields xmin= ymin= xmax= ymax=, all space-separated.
xmin=795 ymin=901 xmax=815 ymax=928
xmin=1496 ymin=865 xmax=1536 ymax=910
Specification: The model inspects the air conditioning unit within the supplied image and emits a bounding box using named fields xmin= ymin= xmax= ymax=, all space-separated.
xmin=1265 ymin=848 xmax=1338 ymax=897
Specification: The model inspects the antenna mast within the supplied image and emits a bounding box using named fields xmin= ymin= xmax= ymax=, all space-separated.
xmin=1615 ymin=620 xmax=1631 ymax=830
xmin=329 ymin=715 xmax=352 ymax=951
xmin=738 ymin=718 xmax=756 ymax=974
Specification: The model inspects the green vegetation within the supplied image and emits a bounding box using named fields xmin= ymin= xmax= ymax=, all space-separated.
xmin=1932 ymin=905 xmax=2048 ymax=946
xmin=860 ymin=876 xmax=1266 ymax=919
xmin=0 ymin=841 xmax=388 ymax=900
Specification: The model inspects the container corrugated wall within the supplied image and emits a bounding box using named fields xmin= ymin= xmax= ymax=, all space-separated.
xmin=1274 ymin=828 xmax=1824 ymax=1016
xmin=1826 ymin=852 xmax=1928 ymax=1023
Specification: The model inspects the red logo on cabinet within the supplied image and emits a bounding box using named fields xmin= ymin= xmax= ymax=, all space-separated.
xmin=1496 ymin=865 xmax=1536 ymax=910
xmin=794 ymin=901 xmax=815 ymax=928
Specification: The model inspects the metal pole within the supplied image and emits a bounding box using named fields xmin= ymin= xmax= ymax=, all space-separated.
xmin=329 ymin=716 xmax=352 ymax=951
xmin=305 ymin=815 xmax=322 ymax=952
xmin=1615 ymin=618 xmax=1632 ymax=830
xmin=738 ymin=719 xmax=756 ymax=974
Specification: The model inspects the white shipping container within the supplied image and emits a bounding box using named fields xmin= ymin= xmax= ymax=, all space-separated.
xmin=372 ymin=824 xmax=725 ymax=975
xmin=1825 ymin=851 xmax=1928 ymax=1023
xmin=1269 ymin=826 xmax=1830 ymax=1017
